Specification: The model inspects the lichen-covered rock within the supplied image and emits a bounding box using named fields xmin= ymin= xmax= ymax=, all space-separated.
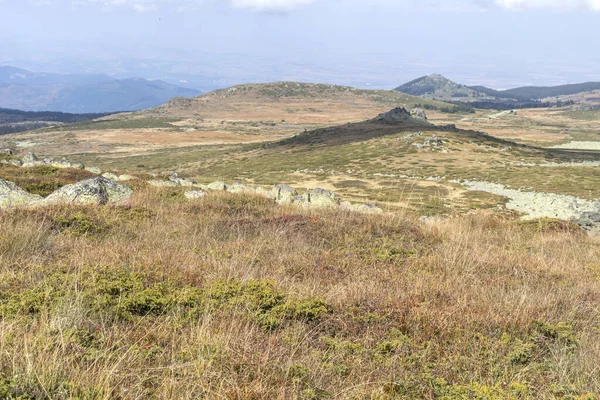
xmin=1 ymin=159 xmax=23 ymax=167
xmin=0 ymin=179 xmax=43 ymax=208
xmin=227 ymin=182 xmax=255 ymax=194
xmin=305 ymin=188 xmax=340 ymax=208
xmin=148 ymin=179 xmax=179 ymax=187
xmin=118 ymin=174 xmax=138 ymax=182
xmin=21 ymin=152 xmax=44 ymax=167
xmin=185 ymin=190 xmax=207 ymax=199
xmin=207 ymin=181 xmax=227 ymax=191
xmin=272 ymin=184 xmax=297 ymax=204
xmin=410 ymin=108 xmax=428 ymax=121
xmin=102 ymin=172 xmax=120 ymax=181
xmin=49 ymin=158 xmax=84 ymax=169
xmin=86 ymin=166 xmax=102 ymax=175
xmin=44 ymin=177 xmax=132 ymax=205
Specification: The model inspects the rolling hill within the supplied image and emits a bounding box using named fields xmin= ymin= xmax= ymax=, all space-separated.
xmin=0 ymin=66 xmax=201 ymax=113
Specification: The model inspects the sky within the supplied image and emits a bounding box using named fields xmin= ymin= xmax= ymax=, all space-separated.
xmin=2 ymin=0 xmax=600 ymax=90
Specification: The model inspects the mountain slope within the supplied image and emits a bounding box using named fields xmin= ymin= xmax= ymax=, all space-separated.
xmin=395 ymin=74 xmax=600 ymax=102
xmin=0 ymin=66 xmax=201 ymax=113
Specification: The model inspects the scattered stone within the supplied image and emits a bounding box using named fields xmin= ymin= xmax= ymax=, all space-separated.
xmin=44 ymin=176 xmax=133 ymax=206
xmin=184 ymin=190 xmax=207 ymax=199
xmin=0 ymin=179 xmax=43 ymax=208
xmin=424 ymin=136 xmax=444 ymax=146
xmin=1 ymin=159 xmax=23 ymax=167
xmin=169 ymin=173 xmax=198 ymax=187
xmin=48 ymin=157 xmax=84 ymax=169
xmin=401 ymin=131 xmax=423 ymax=140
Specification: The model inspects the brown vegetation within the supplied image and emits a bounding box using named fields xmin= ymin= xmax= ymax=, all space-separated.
xmin=1 ymin=184 xmax=599 ymax=398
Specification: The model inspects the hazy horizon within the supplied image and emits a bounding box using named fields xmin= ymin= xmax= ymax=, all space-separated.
xmin=3 ymin=0 xmax=600 ymax=92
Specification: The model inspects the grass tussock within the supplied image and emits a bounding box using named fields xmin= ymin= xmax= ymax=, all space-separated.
xmin=0 ymin=187 xmax=599 ymax=399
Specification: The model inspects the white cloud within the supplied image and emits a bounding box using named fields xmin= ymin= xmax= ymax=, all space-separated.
xmin=495 ymin=0 xmax=600 ymax=10
xmin=231 ymin=0 xmax=315 ymax=11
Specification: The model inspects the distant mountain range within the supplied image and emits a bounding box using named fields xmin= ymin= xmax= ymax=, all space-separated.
xmin=0 ymin=66 xmax=201 ymax=113
xmin=395 ymin=74 xmax=600 ymax=103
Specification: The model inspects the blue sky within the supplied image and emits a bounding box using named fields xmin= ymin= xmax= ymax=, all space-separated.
xmin=2 ymin=0 xmax=600 ymax=90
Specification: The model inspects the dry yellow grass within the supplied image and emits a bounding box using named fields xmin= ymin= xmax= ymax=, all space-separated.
xmin=1 ymin=185 xmax=599 ymax=399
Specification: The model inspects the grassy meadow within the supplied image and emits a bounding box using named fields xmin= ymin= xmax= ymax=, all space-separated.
xmin=0 ymin=170 xmax=599 ymax=398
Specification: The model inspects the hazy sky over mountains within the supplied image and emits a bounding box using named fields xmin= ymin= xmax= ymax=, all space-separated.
xmin=2 ymin=0 xmax=600 ymax=90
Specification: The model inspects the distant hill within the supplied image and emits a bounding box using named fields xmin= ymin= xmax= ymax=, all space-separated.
xmin=395 ymin=74 xmax=600 ymax=103
xmin=0 ymin=66 xmax=201 ymax=113
xmin=0 ymin=107 xmax=116 ymax=135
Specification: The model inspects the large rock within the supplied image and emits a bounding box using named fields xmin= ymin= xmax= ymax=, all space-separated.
xmin=410 ymin=108 xmax=428 ymax=121
xmin=207 ymin=181 xmax=227 ymax=191
xmin=1 ymin=149 xmax=13 ymax=155
xmin=272 ymin=184 xmax=298 ymax=204
xmin=305 ymin=188 xmax=340 ymax=208
xmin=44 ymin=177 xmax=133 ymax=205
xmin=0 ymin=179 xmax=43 ymax=208
xmin=21 ymin=152 xmax=44 ymax=167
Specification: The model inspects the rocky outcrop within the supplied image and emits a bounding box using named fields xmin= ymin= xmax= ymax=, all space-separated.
xmin=44 ymin=177 xmax=132 ymax=205
xmin=371 ymin=107 xmax=433 ymax=125
xmin=410 ymin=108 xmax=428 ymax=121
xmin=0 ymin=179 xmax=43 ymax=208
xmin=20 ymin=153 xmax=84 ymax=169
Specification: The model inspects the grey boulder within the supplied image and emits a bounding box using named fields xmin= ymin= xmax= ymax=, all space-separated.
xmin=0 ymin=179 xmax=43 ymax=208
xmin=44 ymin=176 xmax=133 ymax=205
